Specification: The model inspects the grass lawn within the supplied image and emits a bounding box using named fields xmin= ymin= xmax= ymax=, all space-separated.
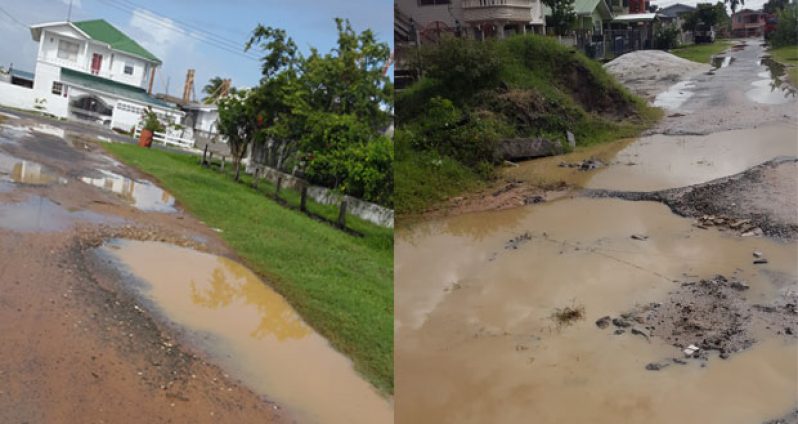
xmin=671 ymin=40 xmax=733 ymax=64
xmin=100 ymin=142 xmax=394 ymax=394
xmin=769 ymin=45 xmax=798 ymax=86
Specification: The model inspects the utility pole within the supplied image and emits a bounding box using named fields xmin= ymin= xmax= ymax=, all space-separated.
xmin=182 ymin=69 xmax=195 ymax=105
xmin=67 ymin=0 xmax=73 ymax=22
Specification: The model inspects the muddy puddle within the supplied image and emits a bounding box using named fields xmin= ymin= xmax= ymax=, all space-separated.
xmin=0 ymin=195 xmax=114 ymax=232
xmin=746 ymin=58 xmax=798 ymax=105
xmin=395 ymin=197 xmax=797 ymax=424
xmin=711 ymin=55 xmax=735 ymax=70
xmin=653 ymin=80 xmax=696 ymax=111
xmin=0 ymin=151 xmax=66 ymax=185
xmin=81 ymin=170 xmax=176 ymax=213
xmin=584 ymin=124 xmax=798 ymax=191
xmin=98 ymin=240 xmax=393 ymax=424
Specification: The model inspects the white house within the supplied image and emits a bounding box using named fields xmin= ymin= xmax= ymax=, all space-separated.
xmin=396 ymin=0 xmax=546 ymax=42
xmin=0 ymin=19 xmax=182 ymax=131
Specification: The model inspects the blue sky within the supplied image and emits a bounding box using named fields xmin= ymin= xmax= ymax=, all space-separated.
xmin=0 ymin=0 xmax=392 ymax=98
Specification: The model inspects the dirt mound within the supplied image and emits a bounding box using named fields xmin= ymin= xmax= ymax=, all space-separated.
xmin=604 ymin=50 xmax=710 ymax=99
xmin=598 ymin=275 xmax=797 ymax=366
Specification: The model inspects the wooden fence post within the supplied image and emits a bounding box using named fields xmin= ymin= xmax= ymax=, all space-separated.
xmin=300 ymin=184 xmax=308 ymax=212
xmin=337 ymin=199 xmax=347 ymax=229
xmin=252 ymin=167 xmax=260 ymax=189
xmin=275 ymin=176 xmax=282 ymax=200
xmin=201 ymin=144 xmax=208 ymax=166
xmin=221 ymin=156 xmax=225 ymax=171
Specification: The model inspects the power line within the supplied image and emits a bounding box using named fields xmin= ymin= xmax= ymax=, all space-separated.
xmin=0 ymin=5 xmax=29 ymax=29
xmin=110 ymin=0 xmax=252 ymax=52
xmin=93 ymin=0 xmax=260 ymax=61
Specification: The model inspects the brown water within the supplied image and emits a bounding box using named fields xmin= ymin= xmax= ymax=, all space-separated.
xmin=584 ymin=124 xmax=798 ymax=191
xmin=81 ymin=170 xmax=176 ymax=213
xmin=746 ymin=58 xmax=798 ymax=105
xmin=100 ymin=240 xmax=393 ymax=424
xmin=395 ymin=198 xmax=797 ymax=424
xmin=0 ymin=195 xmax=113 ymax=232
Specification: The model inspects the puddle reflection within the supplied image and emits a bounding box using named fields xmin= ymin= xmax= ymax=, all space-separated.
xmin=81 ymin=170 xmax=175 ymax=213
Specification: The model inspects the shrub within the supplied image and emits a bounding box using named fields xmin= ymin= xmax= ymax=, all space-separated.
xmin=770 ymin=5 xmax=798 ymax=47
xmin=654 ymin=26 xmax=681 ymax=50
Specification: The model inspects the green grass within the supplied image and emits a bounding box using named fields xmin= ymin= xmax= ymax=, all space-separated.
xmin=100 ymin=142 xmax=394 ymax=394
xmin=394 ymin=147 xmax=483 ymax=216
xmin=769 ymin=45 xmax=798 ymax=86
xmin=395 ymin=34 xmax=661 ymax=215
xmin=670 ymin=41 xmax=733 ymax=64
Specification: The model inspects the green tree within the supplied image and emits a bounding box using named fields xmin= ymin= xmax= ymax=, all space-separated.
xmin=544 ymin=0 xmax=577 ymax=36
xmin=769 ymin=4 xmax=798 ymax=46
xmin=216 ymin=90 xmax=257 ymax=181
xmin=202 ymin=76 xmax=237 ymax=104
xmin=764 ymin=0 xmax=789 ymax=14
xmin=683 ymin=2 xmax=729 ymax=32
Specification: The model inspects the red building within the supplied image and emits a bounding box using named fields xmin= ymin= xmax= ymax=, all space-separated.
xmin=732 ymin=9 xmax=767 ymax=37
xmin=628 ymin=0 xmax=648 ymax=14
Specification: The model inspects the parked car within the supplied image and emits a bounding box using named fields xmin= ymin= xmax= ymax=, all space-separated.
xmin=694 ymin=23 xmax=716 ymax=43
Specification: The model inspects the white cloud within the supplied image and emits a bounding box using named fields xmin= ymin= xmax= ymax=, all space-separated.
xmin=127 ymin=8 xmax=197 ymax=60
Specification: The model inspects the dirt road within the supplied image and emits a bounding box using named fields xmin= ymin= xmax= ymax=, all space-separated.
xmin=0 ymin=114 xmax=290 ymax=422
xmin=396 ymin=40 xmax=797 ymax=424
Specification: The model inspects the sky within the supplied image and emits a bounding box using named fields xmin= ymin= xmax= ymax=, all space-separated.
xmin=0 ymin=0 xmax=392 ymax=98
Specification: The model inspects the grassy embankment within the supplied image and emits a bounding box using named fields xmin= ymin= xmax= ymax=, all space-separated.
xmin=101 ymin=142 xmax=394 ymax=394
xmin=769 ymin=45 xmax=798 ymax=86
xmin=395 ymin=35 xmax=661 ymax=216
xmin=670 ymin=40 xmax=733 ymax=63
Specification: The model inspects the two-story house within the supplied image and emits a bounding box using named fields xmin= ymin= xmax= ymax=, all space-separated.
xmin=28 ymin=19 xmax=182 ymax=131
xmin=396 ymin=0 xmax=546 ymax=43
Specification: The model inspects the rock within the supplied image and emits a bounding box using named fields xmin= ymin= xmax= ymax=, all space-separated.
xmin=682 ymin=344 xmax=700 ymax=356
xmin=645 ymin=362 xmax=670 ymax=371
xmin=614 ymin=329 xmax=626 ymax=335
xmin=730 ymin=280 xmax=750 ymax=291
xmin=754 ymin=258 xmax=769 ymax=265
xmin=786 ymin=327 xmax=794 ymax=335
xmin=595 ymin=316 xmax=611 ymax=329
xmin=630 ymin=234 xmax=649 ymax=241
xmin=612 ymin=317 xmax=632 ymax=328
xmin=753 ymin=250 xmax=764 ymax=258
xmin=631 ymin=326 xmax=651 ymax=342
xmin=524 ymin=195 xmax=545 ymax=205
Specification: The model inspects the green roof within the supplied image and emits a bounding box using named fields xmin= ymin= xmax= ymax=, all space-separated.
xmin=544 ymin=0 xmax=612 ymax=17
xmin=61 ymin=68 xmax=172 ymax=109
xmin=72 ymin=19 xmax=161 ymax=64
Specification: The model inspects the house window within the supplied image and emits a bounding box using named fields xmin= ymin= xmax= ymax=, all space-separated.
xmin=418 ymin=0 xmax=450 ymax=5
xmin=124 ymin=63 xmax=134 ymax=75
xmin=51 ymin=82 xmax=63 ymax=96
xmin=56 ymin=39 xmax=79 ymax=62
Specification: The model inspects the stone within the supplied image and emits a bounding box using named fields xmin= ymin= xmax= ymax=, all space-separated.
xmin=612 ymin=317 xmax=632 ymax=328
xmin=645 ymin=362 xmax=670 ymax=371
xmin=754 ymin=258 xmax=769 ymax=265
xmin=595 ymin=316 xmax=611 ymax=329
xmin=631 ymin=234 xmax=649 ymax=241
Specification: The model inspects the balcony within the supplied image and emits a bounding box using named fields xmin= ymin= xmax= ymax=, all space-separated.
xmin=461 ymin=0 xmax=536 ymax=23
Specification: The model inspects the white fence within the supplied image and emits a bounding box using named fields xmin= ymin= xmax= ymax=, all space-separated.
xmin=0 ymin=81 xmax=37 ymax=111
xmin=133 ymin=127 xmax=197 ymax=150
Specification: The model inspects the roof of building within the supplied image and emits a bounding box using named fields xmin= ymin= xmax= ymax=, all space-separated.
xmin=544 ymin=0 xmax=613 ymax=18
xmin=61 ymin=68 xmax=173 ymax=109
xmin=659 ymin=3 xmax=696 ymax=17
xmin=72 ymin=20 xmax=160 ymax=63
xmin=612 ymin=12 xmax=659 ymax=22
xmin=30 ymin=20 xmax=160 ymax=64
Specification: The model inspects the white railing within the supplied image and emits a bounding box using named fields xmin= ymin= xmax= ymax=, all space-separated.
xmin=462 ymin=0 xmax=533 ymax=8
xmin=133 ymin=127 xmax=197 ymax=150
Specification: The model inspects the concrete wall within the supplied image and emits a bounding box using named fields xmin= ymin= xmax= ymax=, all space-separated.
xmin=0 ymin=81 xmax=36 ymax=110
xmin=255 ymin=165 xmax=394 ymax=228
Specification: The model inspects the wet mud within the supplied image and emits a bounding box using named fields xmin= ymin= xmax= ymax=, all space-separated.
xmin=396 ymin=198 xmax=798 ymax=424
xmin=95 ymin=239 xmax=393 ymax=424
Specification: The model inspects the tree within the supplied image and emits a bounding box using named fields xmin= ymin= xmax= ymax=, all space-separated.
xmin=202 ymin=76 xmax=236 ymax=104
xmin=769 ymin=4 xmax=798 ymax=46
xmin=763 ymin=0 xmax=789 ymax=14
xmin=724 ymin=0 xmax=744 ymax=14
xmin=543 ymin=0 xmax=576 ymax=36
xmin=683 ymin=2 xmax=729 ymax=31
xmin=216 ymin=90 xmax=257 ymax=181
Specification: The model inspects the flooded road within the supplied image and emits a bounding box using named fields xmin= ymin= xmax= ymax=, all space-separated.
xmin=98 ymin=240 xmax=393 ymax=424
xmin=398 ymin=39 xmax=798 ymax=423
xmin=81 ymin=169 xmax=176 ymax=212
xmin=395 ymin=198 xmax=797 ymax=424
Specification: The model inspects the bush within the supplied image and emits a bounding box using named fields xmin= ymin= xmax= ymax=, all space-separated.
xmin=770 ymin=5 xmax=798 ymax=47
xmin=418 ymin=37 xmax=502 ymax=104
xmin=654 ymin=26 xmax=681 ymax=50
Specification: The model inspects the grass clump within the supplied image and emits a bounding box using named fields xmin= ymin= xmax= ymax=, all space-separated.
xmin=100 ymin=142 xmax=394 ymax=394
xmin=670 ymin=40 xmax=732 ymax=64
xmin=769 ymin=45 xmax=798 ymax=87
xmin=551 ymin=303 xmax=586 ymax=327
xmin=395 ymin=35 xmax=660 ymax=216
